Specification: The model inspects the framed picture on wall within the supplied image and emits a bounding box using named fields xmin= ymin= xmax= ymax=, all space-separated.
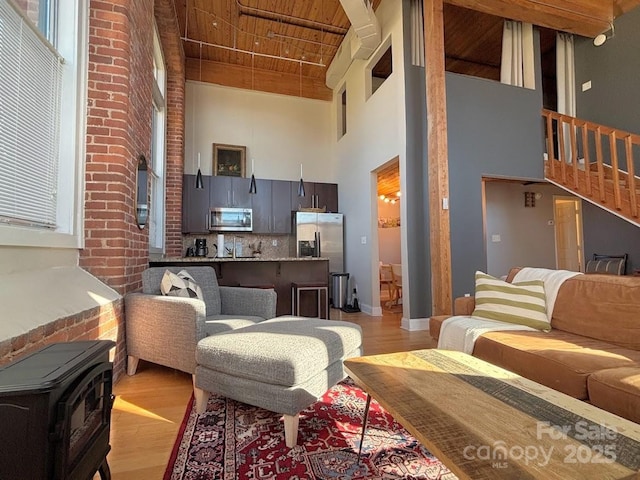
xmin=213 ymin=143 xmax=246 ymax=177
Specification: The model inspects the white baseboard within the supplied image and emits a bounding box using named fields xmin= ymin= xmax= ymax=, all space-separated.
xmin=341 ymin=303 xmax=379 ymax=316
xmin=400 ymin=317 xmax=430 ymax=331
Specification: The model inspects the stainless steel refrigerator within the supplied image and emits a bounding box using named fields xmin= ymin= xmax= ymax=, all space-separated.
xmin=292 ymin=212 xmax=344 ymax=273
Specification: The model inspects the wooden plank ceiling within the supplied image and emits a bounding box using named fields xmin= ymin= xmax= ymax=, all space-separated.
xmin=174 ymin=0 xmax=637 ymax=101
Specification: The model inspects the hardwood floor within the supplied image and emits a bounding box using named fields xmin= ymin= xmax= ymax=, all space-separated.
xmin=106 ymin=309 xmax=435 ymax=479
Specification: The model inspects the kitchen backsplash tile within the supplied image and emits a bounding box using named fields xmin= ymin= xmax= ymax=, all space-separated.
xmin=182 ymin=233 xmax=291 ymax=259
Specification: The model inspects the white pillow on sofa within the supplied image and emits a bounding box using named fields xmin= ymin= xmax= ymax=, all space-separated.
xmin=160 ymin=269 xmax=203 ymax=301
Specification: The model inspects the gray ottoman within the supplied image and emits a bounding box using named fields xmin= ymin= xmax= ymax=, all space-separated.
xmin=194 ymin=315 xmax=363 ymax=447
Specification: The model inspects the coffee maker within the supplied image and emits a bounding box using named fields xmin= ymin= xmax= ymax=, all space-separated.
xmin=194 ymin=238 xmax=208 ymax=257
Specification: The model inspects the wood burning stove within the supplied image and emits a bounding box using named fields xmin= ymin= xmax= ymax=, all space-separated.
xmin=0 ymin=340 xmax=115 ymax=479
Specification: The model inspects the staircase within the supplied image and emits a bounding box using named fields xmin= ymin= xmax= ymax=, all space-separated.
xmin=543 ymin=109 xmax=640 ymax=227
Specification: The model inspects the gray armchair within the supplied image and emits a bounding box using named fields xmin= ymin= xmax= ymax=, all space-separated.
xmin=125 ymin=266 xmax=276 ymax=377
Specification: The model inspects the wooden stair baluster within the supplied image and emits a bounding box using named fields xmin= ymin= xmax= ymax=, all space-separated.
xmin=595 ymin=127 xmax=606 ymax=202
xmin=582 ymin=124 xmax=592 ymax=196
xmin=625 ymin=135 xmax=638 ymax=218
xmin=609 ymin=132 xmax=622 ymax=210
xmin=558 ymin=118 xmax=567 ymax=184
xmin=570 ymin=118 xmax=579 ymax=189
xmin=545 ymin=112 xmax=555 ymax=178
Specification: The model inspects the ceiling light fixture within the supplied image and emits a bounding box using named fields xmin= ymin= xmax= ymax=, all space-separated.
xmin=298 ymin=164 xmax=306 ymax=197
xmin=194 ymin=42 xmax=204 ymax=189
xmin=249 ymin=55 xmax=257 ymax=195
xmin=249 ymin=159 xmax=257 ymax=194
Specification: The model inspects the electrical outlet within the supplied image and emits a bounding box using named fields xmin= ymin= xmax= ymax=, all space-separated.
xmin=361 ymin=236 xmax=367 ymax=245
xmin=491 ymin=234 xmax=501 ymax=242
xmin=272 ymin=239 xmax=277 ymax=246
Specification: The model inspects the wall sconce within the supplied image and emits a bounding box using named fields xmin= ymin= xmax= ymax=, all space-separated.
xmin=136 ymin=154 xmax=149 ymax=229
xmin=524 ymin=191 xmax=536 ymax=208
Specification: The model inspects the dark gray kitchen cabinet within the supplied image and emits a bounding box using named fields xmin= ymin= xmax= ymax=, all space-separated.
xmin=290 ymin=181 xmax=338 ymax=213
xmin=251 ymin=179 xmax=272 ymax=233
xmin=314 ymin=182 xmax=338 ymax=212
xmin=210 ymin=176 xmax=251 ymax=208
xmin=182 ymin=174 xmax=210 ymax=233
xmin=271 ymin=179 xmax=293 ymax=233
xmin=252 ymin=179 xmax=292 ymax=234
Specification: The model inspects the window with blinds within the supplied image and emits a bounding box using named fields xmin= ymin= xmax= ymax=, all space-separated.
xmin=0 ymin=1 xmax=63 ymax=228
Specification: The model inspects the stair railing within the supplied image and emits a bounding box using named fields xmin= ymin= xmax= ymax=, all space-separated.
xmin=542 ymin=109 xmax=640 ymax=221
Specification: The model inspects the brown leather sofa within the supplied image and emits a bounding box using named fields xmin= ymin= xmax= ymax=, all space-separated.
xmin=430 ymin=269 xmax=640 ymax=424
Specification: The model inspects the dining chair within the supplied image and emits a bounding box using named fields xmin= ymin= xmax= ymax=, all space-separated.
xmin=390 ymin=263 xmax=403 ymax=305
xmin=379 ymin=264 xmax=393 ymax=302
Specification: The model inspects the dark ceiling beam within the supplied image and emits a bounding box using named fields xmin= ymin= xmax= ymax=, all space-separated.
xmin=236 ymin=5 xmax=347 ymax=36
xmin=445 ymin=0 xmax=613 ymax=37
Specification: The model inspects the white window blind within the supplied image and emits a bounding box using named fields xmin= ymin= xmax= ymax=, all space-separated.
xmin=0 ymin=1 xmax=63 ymax=228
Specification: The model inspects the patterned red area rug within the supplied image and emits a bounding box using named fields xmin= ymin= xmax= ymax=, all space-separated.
xmin=164 ymin=380 xmax=456 ymax=479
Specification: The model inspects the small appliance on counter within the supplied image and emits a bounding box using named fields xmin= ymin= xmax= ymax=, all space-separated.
xmin=194 ymin=238 xmax=208 ymax=257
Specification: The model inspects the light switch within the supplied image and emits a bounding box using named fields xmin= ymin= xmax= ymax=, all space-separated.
xmin=582 ymin=81 xmax=592 ymax=92
xmin=491 ymin=234 xmax=501 ymax=243
xmin=361 ymin=236 xmax=367 ymax=245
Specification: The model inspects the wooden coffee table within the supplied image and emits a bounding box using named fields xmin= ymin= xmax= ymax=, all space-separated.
xmin=344 ymin=349 xmax=640 ymax=479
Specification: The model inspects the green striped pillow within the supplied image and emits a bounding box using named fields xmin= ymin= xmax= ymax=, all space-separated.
xmin=472 ymin=271 xmax=550 ymax=331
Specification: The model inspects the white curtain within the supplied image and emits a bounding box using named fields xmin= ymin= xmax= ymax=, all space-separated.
xmin=556 ymin=33 xmax=576 ymax=116
xmin=410 ymin=0 xmax=425 ymax=67
xmin=500 ymin=20 xmax=535 ymax=89
xmin=556 ymin=33 xmax=577 ymax=163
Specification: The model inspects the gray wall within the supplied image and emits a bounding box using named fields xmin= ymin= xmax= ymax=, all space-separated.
xmin=574 ymin=7 xmax=640 ymax=274
xmin=582 ymin=204 xmax=640 ymax=274
xmin=402 ymin=0 xmax=431 ymax=319
xmin=574 ymin=8 xmax=640 ymax=134
xmin=446 ymin=74 xmax=545 ymax=297
xmin=485 ymin=182 xmax=569 ymax=279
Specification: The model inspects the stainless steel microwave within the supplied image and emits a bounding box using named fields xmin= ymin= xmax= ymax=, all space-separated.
xmin=208 ymin=207 xmax=253 ymax=232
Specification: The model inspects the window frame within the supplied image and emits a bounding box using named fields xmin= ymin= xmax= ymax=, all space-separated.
xmin=0 ymin=0 xmax=88 ymax=249
xmin=149 ymin=23 xmax=167 ymax=254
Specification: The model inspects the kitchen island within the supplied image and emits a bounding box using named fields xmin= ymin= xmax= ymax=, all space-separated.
xmin=149 ymin=257 xmax=330 ymax=317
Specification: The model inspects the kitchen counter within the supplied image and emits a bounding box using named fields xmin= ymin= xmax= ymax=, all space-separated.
xmin=153 ymin=256 xmax=328 ymax=263
xmin=149 ymin=257 xmax=331 ymax=317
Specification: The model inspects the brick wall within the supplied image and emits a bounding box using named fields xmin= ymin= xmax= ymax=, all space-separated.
xmin=0 ymin=300 xmax=125 ymax=378
xmin=82 ymin=0 xmax=153 ymax=295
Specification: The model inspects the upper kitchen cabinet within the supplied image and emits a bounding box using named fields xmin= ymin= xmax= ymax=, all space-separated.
xmin=250 ymin=179 xmax=271 ymax=233
xmin=252 ymin=179 xmax=292 ymax=234
xmin=182 ymin=174 xmax=211 ymax=233
xmin=210 ymin=176 xmax=252 ymax=208
xmin=291 ymin=182 xmax=338 ymax=213
xmin=314 ymin=183 xmax=338 ymax=213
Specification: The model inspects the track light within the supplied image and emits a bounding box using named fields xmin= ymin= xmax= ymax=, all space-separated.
xmin=594 ymin=24 xmax=614 ymax=47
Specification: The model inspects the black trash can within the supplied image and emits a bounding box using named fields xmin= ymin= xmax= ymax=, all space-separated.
xmin=331 ymin=272 xmax=349 ymax=309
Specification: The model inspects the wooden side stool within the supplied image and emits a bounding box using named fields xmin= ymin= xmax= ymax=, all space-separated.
xmin=291 ymin=281 xmax=329 ymax=319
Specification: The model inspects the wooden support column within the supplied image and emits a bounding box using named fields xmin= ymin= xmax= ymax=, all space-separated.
xmin=424 ymin=0 xmax=452 ymax=315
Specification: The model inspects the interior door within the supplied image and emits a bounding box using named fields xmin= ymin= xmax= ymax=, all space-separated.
xmin=554 ymin=197 xmax=584 ymax=271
